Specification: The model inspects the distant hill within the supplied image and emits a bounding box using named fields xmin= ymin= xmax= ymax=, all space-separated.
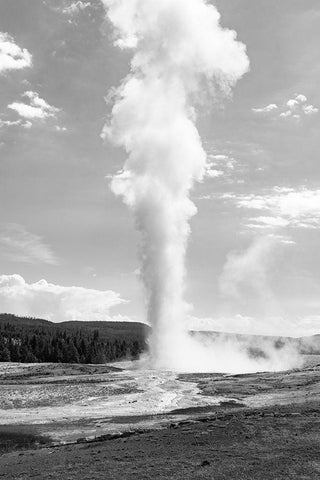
xmin=0 ymin=313 xmax=150 ymax=364
xmin=61 ymin=320 xmax=150 ymax=341
xmin=0 ymin=314 xmax=149 ymax=338
xmin=0 ymin=313 xmax=319 ymax=364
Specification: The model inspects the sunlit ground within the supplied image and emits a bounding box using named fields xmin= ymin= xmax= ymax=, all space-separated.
xmin=0 ymin=357 xmax=319 ymax=444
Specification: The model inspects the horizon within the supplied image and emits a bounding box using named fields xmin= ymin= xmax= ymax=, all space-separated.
xmin=1 ymin=312 xmax=319 ymax=340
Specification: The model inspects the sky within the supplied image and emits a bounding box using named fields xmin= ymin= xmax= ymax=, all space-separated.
xmin=0 ymin=0 xmax=319 ymax=336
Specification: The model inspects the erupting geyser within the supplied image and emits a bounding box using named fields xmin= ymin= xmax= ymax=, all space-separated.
xmin=102 ymin=0 xmax=250 ymax=370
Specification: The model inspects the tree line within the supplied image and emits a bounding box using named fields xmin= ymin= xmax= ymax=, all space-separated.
xmin=0 ymin=320 xmax=146 ymax=364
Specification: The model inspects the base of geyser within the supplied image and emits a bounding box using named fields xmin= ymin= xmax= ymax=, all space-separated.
xmin=143 ymin=331 xmax=302 ymax=374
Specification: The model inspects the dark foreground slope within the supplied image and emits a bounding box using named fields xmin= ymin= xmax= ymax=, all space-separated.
xmin=0 ymin=314 xmax=149 ymax=363
xmin=1 ymin=364 xmax=319 ymax=480
xmin=2 ymin=404 xmax=319 ymax=480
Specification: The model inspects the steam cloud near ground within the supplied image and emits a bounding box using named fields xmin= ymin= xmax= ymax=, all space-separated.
xmin=102 ymin=0 xmax=302 ymax=373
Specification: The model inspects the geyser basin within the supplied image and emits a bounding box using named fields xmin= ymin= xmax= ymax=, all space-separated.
xmin=0 ymin=358 xmax=317 ymax=444
xmin=141 ymin=331 xmax=302 ymax=374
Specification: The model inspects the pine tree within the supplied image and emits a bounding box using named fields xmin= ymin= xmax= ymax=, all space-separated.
xmin=0 ymin=335 xmax=11 ymax=361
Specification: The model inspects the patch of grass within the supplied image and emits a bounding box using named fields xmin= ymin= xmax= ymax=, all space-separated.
xmin=0 ymin=426 xmax=52 ymax=453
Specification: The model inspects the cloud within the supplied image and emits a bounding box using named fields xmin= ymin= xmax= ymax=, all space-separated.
xmin=302 ymin=104 xmax=318 ymax=115
xmin=202 ymin=153 xmax=236 ymax=181
xmin=204 ymin=164 xmax=224 ymax=178
xmin=0 ymin=32 xmax=32 ymax=74
xmin=293 ymin=94 xmax=307 ymax=103
xmin=0 ymin=118 xmax=32 ymax=129
xmin=0 ymin=119 xmax=22 ymax=128
xmin=253 ymin=93 xmax=318 ymax=120
xmin=0 ymin=274 xmax=129 ymax=322
xmin=249 ymin=216 xmax=290 ymax=228
xmin=188 ymin=313 xmax=320 ymax=337
xmin=252 ymin=103 xmax=278 ymax=114
xmin=207 ymin=154 xmax=236 ymax=170
xmin=0 ymin=223 xmax=59 ymax=265
xmin=224 ymin=187 xmax=320 ymax=230
xmin=8 ymin=91 xmax=60 ymax=121
xmin=279 ymin=110 xmax=291 ymax=118
xmin=55 ymin=125 xmax=67 ymax=132
xmin=62 ymin=1 xmax=91 ymax=15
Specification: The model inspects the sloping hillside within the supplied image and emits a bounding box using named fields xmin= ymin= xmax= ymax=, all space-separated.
xmin=0 ymin=314 xmax=149 ymax=339
xmin=0 ymin=314 xmax=149 ymax=364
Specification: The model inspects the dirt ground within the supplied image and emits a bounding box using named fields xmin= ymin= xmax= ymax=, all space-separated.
xmin=0 ymin=358 xmax=319 ymax=479
xmin=0 ymin=402 xmax=319 ymax=479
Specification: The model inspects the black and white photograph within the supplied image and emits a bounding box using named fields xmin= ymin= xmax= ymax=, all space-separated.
xmin=0 ymin=0 xmax=319 ymax=478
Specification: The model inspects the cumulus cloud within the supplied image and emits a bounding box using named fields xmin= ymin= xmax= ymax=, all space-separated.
xmin=253 ymin=93 xmax=318 ymax=120
xmin=0 ymin=223 xmax=59 ymax=265
xmin=302 ymin=104 xmax=318 ymax=115
xmin=0 ymin=32 xmax=32 ymax=74
xmin=0 ymin=274 xmax=129 ymax=322
xmin=8 ymin=91 xmax=59 ymax=121
xmin=223 ymin=187 xmax=320 ymax=230
xmin=280 ymin=93 xmax=318 ymax=119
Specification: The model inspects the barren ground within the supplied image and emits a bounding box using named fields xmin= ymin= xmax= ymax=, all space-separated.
xmin=0 ymin=356 xmax=319 ymax=479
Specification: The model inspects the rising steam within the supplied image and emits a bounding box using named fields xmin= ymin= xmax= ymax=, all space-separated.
xmin=102 ymin=0 xmax=300 ymax=372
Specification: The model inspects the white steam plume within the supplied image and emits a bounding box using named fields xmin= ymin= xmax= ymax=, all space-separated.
xmin=219 ymin=235 xmax=279 ymax=316
xmin=102 ymin=0 xmax=251 ymax=370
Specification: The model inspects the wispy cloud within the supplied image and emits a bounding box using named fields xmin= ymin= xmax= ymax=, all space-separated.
xmin=55 ymin=125 xmax=67 ymax=132
xmin=8 ymin=91 xmax=60 ymax=122
xmin=0 ymin=118 xmax=32 ymax=129
xmin=252 ymin=93 xmax=318 ymax=120
xmin=62 ymin=1 xmax=91 ymax=15
xmin=0 ymin=32 xmax=32 ymax=74
xmin=252 ymin=103 xmax=278 ymax=114
xmin=0 ymin=223 xmax=59 ymax=265
xmin=222 ymin=187 xmax=320 ymax=230
xmin=202 ymin=152 xmax=237 ymax=181
xmin=188 ymin=313 xmax=320 ymax=337
xmin=204 ymin=164 xmax=224 ymax=179
xmin=0 ymin=274 xmax=129 ymax=323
